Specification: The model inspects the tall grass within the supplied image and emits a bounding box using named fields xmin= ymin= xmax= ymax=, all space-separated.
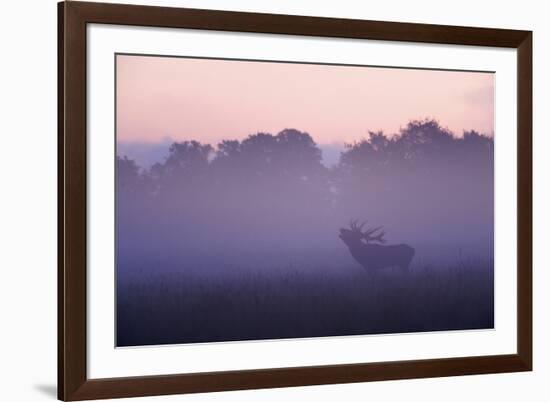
xmin=117 ymin=259 xmax=493 ymax=347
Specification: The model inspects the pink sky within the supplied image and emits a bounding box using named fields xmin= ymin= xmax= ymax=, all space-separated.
xmin=116 ymin=54 xmax=494 ymax=146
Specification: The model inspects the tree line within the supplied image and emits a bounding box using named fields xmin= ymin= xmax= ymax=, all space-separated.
xmin=116 ymin=119 xmax=494 ymax=258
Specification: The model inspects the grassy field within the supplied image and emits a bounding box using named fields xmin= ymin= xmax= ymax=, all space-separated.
xmin=116 ymin=259 xmax=494 ymax=347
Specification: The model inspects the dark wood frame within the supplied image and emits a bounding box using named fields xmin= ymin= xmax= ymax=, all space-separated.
xmin=58 ymin=1 xmax=532 ymax=400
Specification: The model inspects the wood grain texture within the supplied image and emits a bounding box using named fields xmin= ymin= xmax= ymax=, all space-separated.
xmin=516 ymin=32 xmax=533 ymax=370
xmin=59 ymin=1 xmax=88 ymax=399
xmin=58 ymin=1 xmax=532 ymax=400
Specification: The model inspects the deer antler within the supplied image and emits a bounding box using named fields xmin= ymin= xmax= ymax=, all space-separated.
xmin=362 ymin=226 xmax=380 ymax=237
xmin=349 ymin=220 xmax=387 ymax=243
xmin=349 ymin=220 xmax=367 ymax=232
xmin=362 ymin=226 xmax=387 ymax=244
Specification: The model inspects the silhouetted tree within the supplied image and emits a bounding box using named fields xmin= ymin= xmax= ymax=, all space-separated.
xmin=333 ymin=119 xmax=493 ymax=244
xmin=148 ymin=140 xmax=213 ymax=199
xmin=117 ymin=155 xmax=140 ymax=191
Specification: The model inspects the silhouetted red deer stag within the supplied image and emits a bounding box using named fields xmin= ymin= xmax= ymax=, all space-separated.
xmin=339 ymin=220 xmax=415 ymax=273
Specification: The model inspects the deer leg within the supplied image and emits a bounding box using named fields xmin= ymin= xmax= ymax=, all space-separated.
xmin=402 ymin=249 xmax=415 ymax=273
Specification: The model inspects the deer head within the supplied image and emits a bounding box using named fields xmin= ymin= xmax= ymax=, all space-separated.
xmin=338 ymin=220 xmax=387 ymax=247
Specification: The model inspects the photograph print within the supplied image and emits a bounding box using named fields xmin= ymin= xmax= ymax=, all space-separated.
xmin=115 ymin=54 xmax=494 ymax=347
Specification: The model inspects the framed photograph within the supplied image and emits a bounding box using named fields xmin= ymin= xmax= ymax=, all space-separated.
xmin=58 ymin=1 xmax=532 ymax=400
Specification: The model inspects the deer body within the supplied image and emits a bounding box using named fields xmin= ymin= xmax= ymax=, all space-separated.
xmin=339 ymin=221 xmax=415 ymax=272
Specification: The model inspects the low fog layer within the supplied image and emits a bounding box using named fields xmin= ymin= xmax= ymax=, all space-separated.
xmin=117 ymin=119 xmax=493 ymax=271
